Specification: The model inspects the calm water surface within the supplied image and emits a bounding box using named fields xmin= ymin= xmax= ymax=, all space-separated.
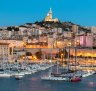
xmin=0 ymin=70 xmax=96 ymax=91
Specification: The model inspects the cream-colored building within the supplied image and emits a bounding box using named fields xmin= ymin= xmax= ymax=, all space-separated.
xmin=0 ymin=43 xmax=13 ymax=62
xmin=44 ymin=8 xmax=58 ymax=22
xmin=71 ymin=25 xmax=78 ymax=33
xmin=0 ymin=30 xmax=12 ymax=39
xmin=0 ymin=40 xmax=26 ymax=62
xmin=0 ymin=40 xmax=24 ymax=48
xmin=48 ymin=37 xmax=54 ymax=48
xmin=91 ymin=26 xmax=96 ymax=34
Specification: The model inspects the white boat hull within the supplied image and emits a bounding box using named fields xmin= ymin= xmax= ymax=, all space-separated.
xmin=82 ymin=71 xmax=95 ymax=77
xmin=0 ymin=73 xmax=11 ymax=77
xmin=41 ymin=76 xmax=68 ymax=81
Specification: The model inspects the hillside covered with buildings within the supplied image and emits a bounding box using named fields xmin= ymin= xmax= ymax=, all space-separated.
xmin=0 ymin=8 xmax=96 ymax=63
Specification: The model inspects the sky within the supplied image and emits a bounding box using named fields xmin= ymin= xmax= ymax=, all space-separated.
xmin=0 ymin=0 xmax=96 ymax=26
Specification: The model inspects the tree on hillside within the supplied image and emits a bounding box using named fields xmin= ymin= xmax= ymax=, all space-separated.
xmin=55 ymin=49 xmax=68 ymax=58
xmin=35 ymin=49 xmax=42 ymax=59
xmin=26 ymin=52 xmax=32 ymax=56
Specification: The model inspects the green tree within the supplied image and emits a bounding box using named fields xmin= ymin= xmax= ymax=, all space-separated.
xmin=35 ymin=49 xmax=42 ymax=59
xmin=26 ymin=52 xmax=32 ymax=56
xmin=55 ymin=49 xmax=68 ymax=58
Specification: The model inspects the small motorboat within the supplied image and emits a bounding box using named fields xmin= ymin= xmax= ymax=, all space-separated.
xmin=70 ymin=76 xmax=81 ymax=82
xmin=15 ymin=72 xmax=24 ymax=80
xmin=15 ymin=75 xmax=23 ymax=80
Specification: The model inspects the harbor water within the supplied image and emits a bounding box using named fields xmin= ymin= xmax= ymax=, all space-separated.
xmin=0 ymin=69 xmax=96 ymax=91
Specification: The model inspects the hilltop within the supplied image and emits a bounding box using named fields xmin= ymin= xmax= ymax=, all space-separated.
xmin=33 ymin=21 xmax=91 ymax=33
xmin=1 ymin=21 xmax=91 ymax=33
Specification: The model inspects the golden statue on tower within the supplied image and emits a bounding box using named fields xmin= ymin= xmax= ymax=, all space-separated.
xmin=44 ymin=8 xmax=58 ymax=22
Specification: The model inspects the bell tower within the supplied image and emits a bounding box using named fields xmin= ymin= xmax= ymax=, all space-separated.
xmin=44 ymin=8 xmax=58 ymax=22
xmin=49 ymin=8 xmax=52 ymax=20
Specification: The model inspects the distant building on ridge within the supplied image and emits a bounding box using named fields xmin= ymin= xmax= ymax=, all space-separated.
xmin=44 ymin=8 xmax=58 ymax=22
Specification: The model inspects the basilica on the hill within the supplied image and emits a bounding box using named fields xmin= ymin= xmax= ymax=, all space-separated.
xmin=44 ymin=8 xmax=58 ymax=22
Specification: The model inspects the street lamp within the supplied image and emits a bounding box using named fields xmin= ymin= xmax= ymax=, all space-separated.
xmin=61 ymin=53 xmax=64 ymax=63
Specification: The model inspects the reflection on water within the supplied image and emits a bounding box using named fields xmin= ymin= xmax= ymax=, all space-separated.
xmin=31 ymin=77 xmax=39 ymax=81
xmin=88 ymin=82 xmax=96 ymax=87
xmin=0 ymin=71 xmax=96 ymax=91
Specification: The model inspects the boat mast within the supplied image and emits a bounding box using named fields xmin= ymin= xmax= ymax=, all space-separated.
xmin=67 ymin=42 xmax=71 ymax=71
xmin=49 ymin=48 xmax=52 ymax=75
xmin=91 ymin=33 xmax=94 ymax=70
xmin=74 ymin=34 xmax=77 ymax=72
